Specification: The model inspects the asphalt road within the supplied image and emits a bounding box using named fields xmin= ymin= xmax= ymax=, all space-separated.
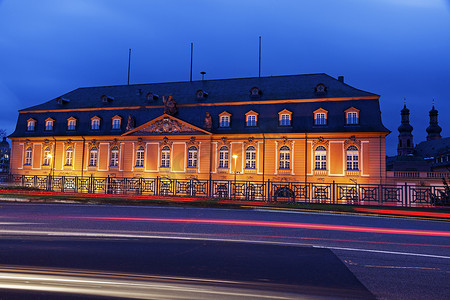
xmin=0 ymin=203 xmax=449 ymax=299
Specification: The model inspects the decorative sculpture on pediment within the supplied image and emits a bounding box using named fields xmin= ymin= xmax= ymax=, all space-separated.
xmin=144 ymin=117 xmax=196 ymax=134
xmin=344 ymin=135 xmax=361 ymax=149
xmin=312 ymin=136 xmax=329 ymax=148
xmin=159 ymin=136 xmax=173 ymax=147
xmin=217 ymin=137 xmax=231 ymax=148
xmin=126 ymin=114 xmax=136 ymax=131
xmin=88 ymin=139 xmax=99 ymax=149
xmin=186 ymin=136 xmax=199 ymax=147
xmin=277 ymin=136 xmax=292 ymax=147
xmin=244 ymin=136 xmax=258 ymax=148
xmin=203 ymin=112 xmax=212 ymax=131
xmin=162 ymin=95 xmax=177 ymax=115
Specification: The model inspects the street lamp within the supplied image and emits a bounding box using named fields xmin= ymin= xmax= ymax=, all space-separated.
xmin=232 ymin=154 xmax=238 ymax=199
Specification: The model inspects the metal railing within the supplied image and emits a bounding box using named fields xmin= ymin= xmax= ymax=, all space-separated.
xmin=0 ymin=174 xmax=448 ymax=207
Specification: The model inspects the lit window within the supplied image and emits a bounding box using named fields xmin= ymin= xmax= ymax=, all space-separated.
xmin=219 ymin=146 xmax=229 ymax=169
xmin=65 ymin=146 xmax=73 ymax=166
xmin=187 ymin=146 xmax=198 ymax=168
xmin=245 ymin=146 xmax=256 ymax=169
xmin=346 ymin=145 xmax=359 ymax=171
xmin=67 ymin=118 xmax=76 ymax=131
xmin=279 ymin=146 xmax=290 ymax=169
xmin=45 ymin=119 xmax=54 ymax=131
xmin=315 ymin=146 xmax=327 ymax=170
xmin=136 ymin=146 xmax=144 ymax=167
xmin=246 ymin=115 xmax=257 ymax=127
xmin=315 ymin=113 xmax=326 ymax=125
xmin=346 ymin=112 xmax=358 ymax=125
xmin=91 ymin=118 xmax=100 ymax=130
xmin=280 ymin=114 xmax=291 ymax=126
xmin=27 ymin=119 xmax=36 ymax=131
xmin=24 ymin=147 xmax=32 ymax=165
xmin=110 ymin=146 xmax=119 ymax=167
xmin=89 ymin=147 xmax=98 ymax=167
xmin=345 ymin=107 xmax=360 ymax=125
xmin=161 ymin=146 xmax=170 ymax=168
xmin=112 ymin=118 xmax=121 ymax=130
xmin=220 ymin=116 xmax=230 ymax=127
xmin=43 ymin=147 xmax=51 ymax=166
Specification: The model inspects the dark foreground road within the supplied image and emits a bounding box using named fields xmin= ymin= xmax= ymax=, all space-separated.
xmin=0 ymin=203 xmax=449 ymax=299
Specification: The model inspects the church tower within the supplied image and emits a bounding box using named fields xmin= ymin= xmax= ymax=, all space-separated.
xmin=397 ymin=104 xmax=414 ymax=156
xmin=426 ymin=105 xmax=442 ymax=141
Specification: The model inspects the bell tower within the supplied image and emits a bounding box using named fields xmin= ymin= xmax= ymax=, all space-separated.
xmin=426 ymin=104 xmax=442 ymax=141
xmin=397 ymin=103 xmax=414 ymax=156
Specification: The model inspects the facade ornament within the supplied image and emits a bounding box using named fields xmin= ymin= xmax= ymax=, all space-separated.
xmin=203 ymin=112 xmax=212 ymax=130
xmin=159 ymin=136 xmax=173 ymax=147
xmin=137 ymin=137 xmax=144 ymax=146
xmin=126 ymin=114 xmax=136 ymax=131
xmin=217 ymin=137 xmax=231 ymax=148
xmin=162 ymin=95 xmax=177 ymax=115
xmin=110 ymin=138 xmax=119 ymax=147
xmin=186 ymin=136 xmax=199 ymax=147
xmin=312 ymin=137 xmax=329 ymax=148
xmin=344 ymin=136 xmax=361 ymax=149
xmin=88 ymin=139 xmax=99 ymax=149
xmin=141 ymin=117 xmax=196 ymax=134
xmin=244 ymin=137 xmax=258 ymax=148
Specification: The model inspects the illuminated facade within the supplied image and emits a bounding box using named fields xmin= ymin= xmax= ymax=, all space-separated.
xmin=9 ymin=74 xmax=389 ymax=184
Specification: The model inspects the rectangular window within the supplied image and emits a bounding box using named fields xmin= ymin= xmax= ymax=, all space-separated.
xmin=45 ymin=121 xmax=53 ymax=131
xmin=246 ymin=115 xmax=257 ymax=127
xmin=280 ymin=114 xmax=290 ymax=126
xmin=220 ymin=116 xmax=230 ymax=127
xmin=27 ymin=121 xmax=35 ymax=131
xmin=347 ymin=112 xmax=358 ymax=125
xmin=315 ymin=113 xmax=326 ymax=125
xmin=68 ymin=120 xmax=76 ymax=130
xmin=91 ymin=119 xmax=100 ymax=130
xmin=112 ymin=119 xmax=121 ymax=129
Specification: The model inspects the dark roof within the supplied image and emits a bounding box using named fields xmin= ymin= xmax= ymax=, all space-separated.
xmin=415 ymin=137 xmax=450 ymax=158
xmin=10 ymin=73 xmax=389 ymax=138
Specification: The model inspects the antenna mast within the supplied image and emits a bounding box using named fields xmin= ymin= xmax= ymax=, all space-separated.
xmin=190 ymin=43 xmax=193 ymax=82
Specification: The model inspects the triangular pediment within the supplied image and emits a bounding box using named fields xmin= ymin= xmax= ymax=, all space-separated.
xmin=122 ymin=114 xmax=212 ymax=136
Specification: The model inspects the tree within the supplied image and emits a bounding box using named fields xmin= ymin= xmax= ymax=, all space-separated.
xmin=0 ymin=129 xmax=6 ymax=138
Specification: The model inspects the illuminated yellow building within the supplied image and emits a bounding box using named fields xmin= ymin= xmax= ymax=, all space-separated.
xmin=9 ymin=74 xmax=389 ymax=185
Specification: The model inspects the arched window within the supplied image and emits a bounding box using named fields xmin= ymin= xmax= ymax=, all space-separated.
xmin=89 ymin=147 xmax=98 ymax=167
xmin=110 ymin=146 xmax=119 ymax=167
xmin=218 ymin=146 xmax=229 ymax=169
xmin=279 ymin=146 xmax=290 ymax=169
xmin=43 ymin=147 xmax=51 ymax=166
xmin=187 ymin=146 xmax=198 ymax=168
xmin=314 ymin=146 xmax=327 ymax=170
xmin=161 ymin=146 xmax=170 ymax=168
xmin=245 ymin=146 xmax=256 ymax=169
xmin=65 ymin=146 xmax=73 ymax=166
xmin=25 ymin=147 xmax=32 ymax=165
xmin=136 ymin=146 xmax=144 ymax=167
xmin=346 ymin=145 xmax=359 ymax=171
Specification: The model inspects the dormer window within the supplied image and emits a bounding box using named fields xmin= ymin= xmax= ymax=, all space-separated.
xmin=315 ymin=83 xmax=327 ymax=94
xmin=245 ymin=110 xmax=258 ymax=127
xmin=56 ymin=97 xmax=70 ymax=105
xmin=91 ymin=116 xmax=101 ymax=130
xmin=146 ymin=93 xmax=159 ymax=101
xmin=45 ymin=118 xmax=54 ymax=131
xmin=250 ymin=87 xmax=262 ymax=97
xmin=67 ymin=117 xmax=77 ymax=131
xmin=219 ymin=111 xmax=231 ymax=128
xmin=345 ymin=107 xmax=360 ymax=125
xmin=27 ymin=119 xmax=36 ymax=131
xmin=112 ymin=115 xmax=122 ymax=130
xmin=196 ymin=90 xmax=208 ymax=99
xmin=101 ymin=95 xmax=113 ymax=103
xmin=314 ymin=108 xmax=328 ymax=125
xmin=278 ymin=109 xmax=292 ymax=126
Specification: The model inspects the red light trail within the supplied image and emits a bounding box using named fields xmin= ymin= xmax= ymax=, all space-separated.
xmin=67 ymin=216 xmax=450 ymax=237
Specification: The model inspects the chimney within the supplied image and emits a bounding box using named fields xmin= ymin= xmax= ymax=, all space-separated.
xmin=200 ymin=71 xmax=206 ymax=81
xmin=338 ymin=76 xmax=344 ymax=83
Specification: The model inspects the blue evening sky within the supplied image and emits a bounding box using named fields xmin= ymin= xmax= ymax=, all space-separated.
xmin=0 ymin=0 xmax=449 ymax=155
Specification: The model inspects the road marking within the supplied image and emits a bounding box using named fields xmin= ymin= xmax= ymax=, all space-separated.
xmin=2 ymin=229 xmax=449 ymax=260
xmin=321 ymin=246 xmax=450 ymax=259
